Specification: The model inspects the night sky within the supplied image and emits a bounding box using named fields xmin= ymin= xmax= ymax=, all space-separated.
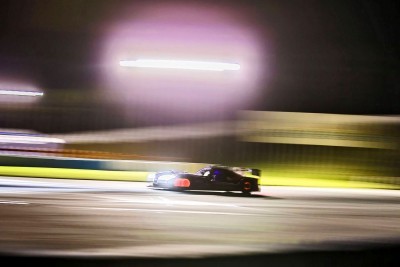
xmin=0 ymin=0 xmax=399 ymax=132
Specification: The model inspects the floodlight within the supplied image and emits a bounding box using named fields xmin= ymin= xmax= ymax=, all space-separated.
xmin=119 ymin=59 xmax=240 ymax=71
xmin=0 ymin=89 xmax=44 ymax=97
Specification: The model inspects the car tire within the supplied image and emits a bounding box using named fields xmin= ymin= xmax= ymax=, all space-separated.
xmin=241 ymin=180 xmax=252 ymax=195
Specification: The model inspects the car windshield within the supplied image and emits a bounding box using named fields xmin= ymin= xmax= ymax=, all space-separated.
xmin=195 ymin=168 xmax=211 ymax=176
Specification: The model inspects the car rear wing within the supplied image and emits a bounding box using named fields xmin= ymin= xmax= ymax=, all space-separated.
xmin=232 ymin=167 xmax=262 ymax=177
xmin=251 ymin=168 xmax=261 ymax=177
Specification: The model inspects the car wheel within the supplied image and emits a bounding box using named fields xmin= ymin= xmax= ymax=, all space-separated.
xmin=242 ymin=180 xmax=252 ymax=195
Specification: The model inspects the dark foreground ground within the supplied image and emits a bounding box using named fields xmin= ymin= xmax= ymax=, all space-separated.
xmin=1 ymin=245 xmax=400 ymax=267
xmin=1 ymin=177 xmax=399 ymax=266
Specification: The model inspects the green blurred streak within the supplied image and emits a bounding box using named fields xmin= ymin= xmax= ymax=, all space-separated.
xmin=0 ymin=166 xmax=398 ymax=189
xmin=260 ymin=176 xmax=399 ymax=189
xmin=0 ymin=166 xmax=148 ymax=181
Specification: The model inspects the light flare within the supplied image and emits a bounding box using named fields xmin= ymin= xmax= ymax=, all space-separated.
xmin=157 ymin=174 xmax=176 ymax=181
xmin=99 ymin=2 xmax=267 ymax=122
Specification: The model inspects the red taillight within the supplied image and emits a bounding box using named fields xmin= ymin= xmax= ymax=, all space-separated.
xmin=174 ymin=178 xmax=191 ymax=187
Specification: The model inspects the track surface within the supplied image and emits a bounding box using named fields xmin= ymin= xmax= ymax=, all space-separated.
xmin=0 ymin=176 xmax=400 ymax=258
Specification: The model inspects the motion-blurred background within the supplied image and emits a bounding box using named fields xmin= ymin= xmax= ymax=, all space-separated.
xmin=0 ymin=0 xmax=399 ymax=187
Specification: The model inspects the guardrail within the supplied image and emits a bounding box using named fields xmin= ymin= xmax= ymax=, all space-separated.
xmin=0 ymin=153 xmax=207 ymax=174
xmin=0 ymin=146 xmax=179 ymax=160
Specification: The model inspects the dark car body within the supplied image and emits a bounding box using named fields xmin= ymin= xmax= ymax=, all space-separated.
xmin=150 ymin=166 xmax=261 ymax=195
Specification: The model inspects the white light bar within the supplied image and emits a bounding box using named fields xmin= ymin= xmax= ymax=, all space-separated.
xmin=0 ymin=135 xmax=65 ymax=145
xmin=0 ymin=90 xmax=44 ymax=97
xmin=119 ymin=59 xmax=240 ymax=71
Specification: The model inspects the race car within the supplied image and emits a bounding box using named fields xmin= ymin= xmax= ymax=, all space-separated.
xmin=148 ymin=165 xmax=261 ymax=195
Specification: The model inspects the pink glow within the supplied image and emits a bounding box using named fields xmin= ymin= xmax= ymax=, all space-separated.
xmin=99 ymin=2 xmax=267 ymax=122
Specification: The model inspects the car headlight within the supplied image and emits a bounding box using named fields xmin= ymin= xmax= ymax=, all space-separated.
xmin=147 ymin=173 xmax=156 ymax=182
xmin=157 ymin=174 xmax=176 ymax=181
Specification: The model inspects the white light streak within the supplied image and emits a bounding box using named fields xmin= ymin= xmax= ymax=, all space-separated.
xmin=0 ymin=89 xmax=44 ymax=97
xmin=0 ymin=135 xmax=65 ymax=145
xmin=119 ymin=59 xmax=240 ymax=71
xmin=0 ymin=200 xmax=29 ymax=205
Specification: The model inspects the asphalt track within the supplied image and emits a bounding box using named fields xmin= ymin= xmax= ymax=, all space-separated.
xmin=0 ymin=176 xmax=399 ymax=266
